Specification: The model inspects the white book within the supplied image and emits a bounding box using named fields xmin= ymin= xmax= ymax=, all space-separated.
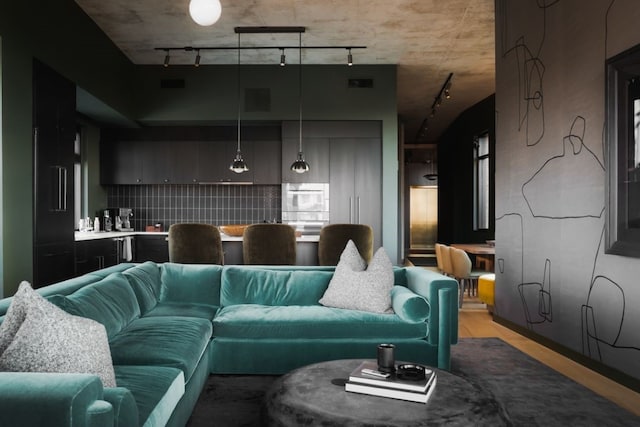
xmin=345 ymin=374 xmax=437 ymax=404
xmin=348 ymin=361 xmax=435 ymax=393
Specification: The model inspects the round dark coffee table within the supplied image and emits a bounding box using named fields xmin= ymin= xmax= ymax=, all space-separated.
xmin=263 ymin=359 xmax=508 ymax=426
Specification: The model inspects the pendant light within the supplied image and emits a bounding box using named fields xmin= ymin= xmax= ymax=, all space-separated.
xmin=189 ymin=0 xmax=222 ymax=27
xmin=290 ymin=32 xmax=310 ymax=174
xmin=230 ymin=33 xmax=249 ymax=174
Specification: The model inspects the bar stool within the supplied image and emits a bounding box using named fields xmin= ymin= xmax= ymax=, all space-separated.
xmin=450 ymin=247 xmax=485 ymax=308
xmin=168 ymin=223 xmax=224 ymax=264
xmin=242 ymin=223 xmax=297 ymax=265
xmin=318 ymin=224 xmax=373 ymax=266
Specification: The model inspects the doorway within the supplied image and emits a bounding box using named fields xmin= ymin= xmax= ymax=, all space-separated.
xmin=409 ymin=186 xmax=438 ymax=251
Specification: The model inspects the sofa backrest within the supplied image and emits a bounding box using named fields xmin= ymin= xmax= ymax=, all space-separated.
xmin=123 ymin=261 xmax=162 ymax=315
xmin=160 ymin=263 xmax=223 ymax=307
xmin=221 ymin=267 xmax=334 ymax=306
xmin=59 ymin=273 xmax=141 ymax=339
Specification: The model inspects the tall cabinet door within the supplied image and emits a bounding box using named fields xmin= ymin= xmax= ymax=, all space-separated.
xmin=33 ymin=59 xmax=76 ymax=287
xmin=329 ymin=138 xmax=382 ymax=248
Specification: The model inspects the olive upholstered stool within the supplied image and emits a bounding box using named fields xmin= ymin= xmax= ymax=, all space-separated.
xmin=242 ymin=223 xmax=297 ymax=265
xmin=318 ymin=224 xmax=373 ymax=266
xmin=478 ymin=273 xmax=496 ymax=313
xmin=168 ymin=223 xmax=224 ymax=264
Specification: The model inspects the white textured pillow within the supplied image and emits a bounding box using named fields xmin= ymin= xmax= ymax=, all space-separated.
xmin=319 ymin=242 xmax=394 ymax=313
xmin=0 ymin=282 xmax=116 ymax=388
xmin=0 ymin=281 xmax=45 ymax=356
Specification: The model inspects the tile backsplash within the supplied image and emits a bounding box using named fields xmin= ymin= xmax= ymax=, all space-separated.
xmin=106 ymin=184 xmax=281 ymax=231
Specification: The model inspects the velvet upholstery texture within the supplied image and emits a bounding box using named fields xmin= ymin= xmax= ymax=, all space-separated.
xmin=242 ymin=224 xmax=297 ymax=265
xmin=318 ymin=223 xmax=374 ymax=266
xmin=168 ymin=223 xmax=224 ymax=264
xmin=391 ymin=285 xmax=431 ymax=323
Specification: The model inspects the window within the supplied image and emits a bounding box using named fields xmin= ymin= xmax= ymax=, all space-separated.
xmin=473 ymin=132 xmax=490 ymax=231
xmin=605 ymin=43 xmax=640 ymax=257
xmin=74 ymin=128 xmax=82 ymax=228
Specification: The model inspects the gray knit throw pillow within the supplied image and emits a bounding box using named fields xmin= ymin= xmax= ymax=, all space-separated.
xmin=319 ymin=240 xmax=394 ymax=313
xmin=0 ymin=282 xmax=116 ymax=387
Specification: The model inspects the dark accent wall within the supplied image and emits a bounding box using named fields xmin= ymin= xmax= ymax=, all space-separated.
xmin=106 ymin=184 xmax=281 ymax=231
xmin=495 ymin=0 xmax=640 ymax=385
xmin=437 ymin=94 xmax=495 ymax=244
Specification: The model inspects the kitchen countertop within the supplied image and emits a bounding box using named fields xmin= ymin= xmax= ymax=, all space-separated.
xmin=74 ymin=231 xmax=320 ymax=243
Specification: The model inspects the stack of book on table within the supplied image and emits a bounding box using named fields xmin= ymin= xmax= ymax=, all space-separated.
xmin=345 ymin=361 xmax=437 ymax=404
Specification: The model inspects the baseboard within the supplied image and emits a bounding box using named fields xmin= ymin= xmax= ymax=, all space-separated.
xmin=493 ymin=315 xmax=640 ymax=394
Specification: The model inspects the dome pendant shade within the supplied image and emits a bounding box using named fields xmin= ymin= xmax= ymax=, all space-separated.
xmin=290 ymin=152 xmax=310 ymax=174
xmin=230 ymin=151 xmax=249 ymax=173
xmin=189 ymin=0 xmax=222 ymax=26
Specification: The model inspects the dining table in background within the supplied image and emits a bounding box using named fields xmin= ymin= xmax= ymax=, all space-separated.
xmin=450 ymin=243 xmax=495 ymax=272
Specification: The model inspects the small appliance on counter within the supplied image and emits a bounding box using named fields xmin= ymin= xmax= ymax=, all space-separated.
xmin=281 ymin=183 xmax=330 ymax=235
xmin=104 ymin=208 xmax=134 ymax=232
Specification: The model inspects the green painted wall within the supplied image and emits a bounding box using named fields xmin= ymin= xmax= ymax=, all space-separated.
xmin=0 ymin=0 xmax=134 ymax=296
xmin=0 ymin=2 xmax=400 ymax=296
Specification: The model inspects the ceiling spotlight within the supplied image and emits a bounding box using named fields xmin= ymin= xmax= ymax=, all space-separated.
xmin=195 ymin=49 xmax=201 ymax=67
xmin=347 ymin=48 xmax=353 ymax=66
xmin=163 ymin=50 xmax=170 ymax=67
xmin=280 ymin=48 xmax=286 ymax=67
xmin=189 ymin=0 xmax=222 ymax=26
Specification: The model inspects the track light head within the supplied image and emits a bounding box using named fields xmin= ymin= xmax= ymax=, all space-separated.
xmin=195 ymin=49 xmax=201 ymax=67
xmin=163 ymin=50 xmax=170 ymax=67
xmin=280 ymin=48 xmax=286 ymax=66
xmin=347 ymin=48 xmax=353 ymax=66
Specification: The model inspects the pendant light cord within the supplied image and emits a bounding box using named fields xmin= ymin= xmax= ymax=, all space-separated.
xmin=237 ymin=32 xmax=241 ymax=153
xmin=298 ymin=32 xmax=303 ymax=153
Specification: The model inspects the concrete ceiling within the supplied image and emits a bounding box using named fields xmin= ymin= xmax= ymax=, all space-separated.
xmin=74 ymin=0 xmax=495 ymax=143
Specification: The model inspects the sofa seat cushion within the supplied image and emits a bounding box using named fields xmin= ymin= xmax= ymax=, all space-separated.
xmin=213 ymin=305 xmax=428 ymax=339
xmin=109 ymin=316 xmax=212 ymax=383
xmin=143 ymin=302 xmax=217 ymax=320
xmin=114 ymin=365 xmax=185 ymax=427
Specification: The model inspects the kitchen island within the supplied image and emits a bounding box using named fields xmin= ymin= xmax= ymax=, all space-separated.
xmin=74 ymin=230 xmax=320 ymax=267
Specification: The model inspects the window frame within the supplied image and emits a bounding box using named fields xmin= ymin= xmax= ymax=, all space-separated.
xmin=473 ymin=131 xmax=490 ymax=231
xmin=605 ymin=43 xmax=640 ymax=257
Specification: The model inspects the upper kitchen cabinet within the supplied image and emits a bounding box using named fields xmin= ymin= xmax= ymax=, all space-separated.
xmin=32 ymin=59 xmax=76 ymax=287
xmin=101 ymin=125 xmax=280 ymax=185
xmin=252 ymin=139 xmax=282 ymax=184
xmin=281 ymin=121 xmax=330 ymax=183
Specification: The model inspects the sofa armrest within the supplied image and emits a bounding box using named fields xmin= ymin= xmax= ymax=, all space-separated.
xmin=0 ymin=372 xmax=114 ymax=427
xmin=102 ymin=387 xmax=139 ymax=427
xmin=404 ymin=267 xmax=459 ymax=369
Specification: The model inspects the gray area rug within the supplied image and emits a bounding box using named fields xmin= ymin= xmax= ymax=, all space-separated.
xmin=186 ymin=338 xmax=640 ymax=426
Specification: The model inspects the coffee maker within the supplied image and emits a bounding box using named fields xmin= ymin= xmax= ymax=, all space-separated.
xmin=105 ymin=208 xmax=134 ymax=232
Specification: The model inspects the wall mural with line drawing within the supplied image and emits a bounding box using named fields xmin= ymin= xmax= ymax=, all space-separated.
xmin=495 ymin=0 xmax=640 ymax=380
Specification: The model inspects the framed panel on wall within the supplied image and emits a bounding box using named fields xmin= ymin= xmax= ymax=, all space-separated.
xmin=605 ymin=43 xmax=640 ymax=257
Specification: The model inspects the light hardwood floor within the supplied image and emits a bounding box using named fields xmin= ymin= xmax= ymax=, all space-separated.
xmin=459 ymin=303 xmax=640 ymax=416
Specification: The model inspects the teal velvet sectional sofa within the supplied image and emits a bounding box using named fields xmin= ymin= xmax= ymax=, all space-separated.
xmin=0 ymin=261 xmax=459 ymax=427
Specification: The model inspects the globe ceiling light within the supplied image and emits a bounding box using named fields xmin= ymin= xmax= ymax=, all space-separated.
xmin=189 ymin=0 xmax=222 ymax=27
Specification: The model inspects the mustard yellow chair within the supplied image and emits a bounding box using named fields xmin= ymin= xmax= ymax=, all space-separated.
xmin=242 ymin=223 xmax=297 ymax=265
xmin=318 ymin=224 xmax=373 ymax=266
xmin=450 ymin=247 xmax=485 ymax=308
xmin=478 ymin=273 xmax=496 ymax=313
xmin=168 ymin=223 xmax=224 ymax=264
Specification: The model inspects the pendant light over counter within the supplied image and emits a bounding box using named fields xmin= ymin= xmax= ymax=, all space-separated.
xmin=290 ymin=31 xmax=310 ymax=174
xmin=230 ymin=32 xmax=249 ymax=174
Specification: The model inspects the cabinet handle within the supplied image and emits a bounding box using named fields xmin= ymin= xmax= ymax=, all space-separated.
xmin=349 ymin=197 xmax=353 ymax=224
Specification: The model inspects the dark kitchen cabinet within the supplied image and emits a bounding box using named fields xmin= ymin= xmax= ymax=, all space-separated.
xmin=101 ymin=140 xmax=144 ymax=184
xmin=329 ymin=138 xmax=382 ymax=248
xmin=195 ymin=140 xmax=255 ymax=183
xmin=253 ymin=139 xmax=282 ymax=184
xmin=33 ymin=59 xmax=76 ymax=287
xmin=75 ymin=239 xmax=119 ymax=276
xmin=135 ymin=235 xmax=169 ymax=262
